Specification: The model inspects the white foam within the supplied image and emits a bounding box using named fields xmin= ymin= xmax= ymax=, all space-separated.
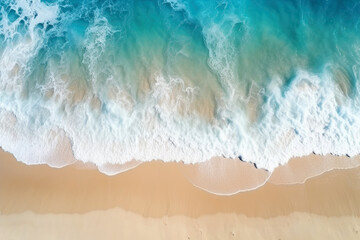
xmin=82 ymin=9 xmax=114 ymax=83
xmin=0 ymin=0 xmax=58 ymax=40
xmin=0 ymin=0 xmax=60 ymax=94
xmin=1 ymin=62 xmax=360 ymax=175
xmin=0 ymin=108 xmax=76 ymax=168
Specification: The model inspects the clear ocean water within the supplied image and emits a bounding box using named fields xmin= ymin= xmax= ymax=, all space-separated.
xmin=1 ymin=0 xmax=360 ymax=171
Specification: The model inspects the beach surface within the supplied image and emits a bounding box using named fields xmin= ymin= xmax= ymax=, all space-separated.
xmin=1 ymin=149 xmax=360 ymax=239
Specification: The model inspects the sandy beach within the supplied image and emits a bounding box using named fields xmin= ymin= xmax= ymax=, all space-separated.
xmin=1 ymin=149 xmax=360 ymax=239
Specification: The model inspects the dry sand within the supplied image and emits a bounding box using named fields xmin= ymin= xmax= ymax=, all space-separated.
xmin=1 ymin=148 xmax=360 ymax=239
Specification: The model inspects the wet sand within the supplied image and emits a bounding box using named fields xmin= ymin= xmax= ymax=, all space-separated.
xmin=1 ymin=149 xmax=360 ymax=239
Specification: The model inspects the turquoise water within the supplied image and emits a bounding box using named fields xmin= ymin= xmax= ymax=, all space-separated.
xmin=0 ymin=0 xmax=360 ymax=171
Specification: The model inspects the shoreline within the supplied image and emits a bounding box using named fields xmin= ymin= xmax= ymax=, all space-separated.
xmin=1 ymin=148 xmax=360 ymax=239
xmin=1 ymin=148 xmax=360 ymax=217
xmin=2 ymin=144 xmax=360 ymax=194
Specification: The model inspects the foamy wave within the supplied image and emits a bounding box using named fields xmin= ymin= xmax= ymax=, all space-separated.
xmin=1 ymin=68 xmax=360 ymax=173
xmin=0 ymin=108 xmax=76 ymax=168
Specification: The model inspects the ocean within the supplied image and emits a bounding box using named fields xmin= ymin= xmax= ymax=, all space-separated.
xmin=0 ymin=0 xmax=360 ymax=173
